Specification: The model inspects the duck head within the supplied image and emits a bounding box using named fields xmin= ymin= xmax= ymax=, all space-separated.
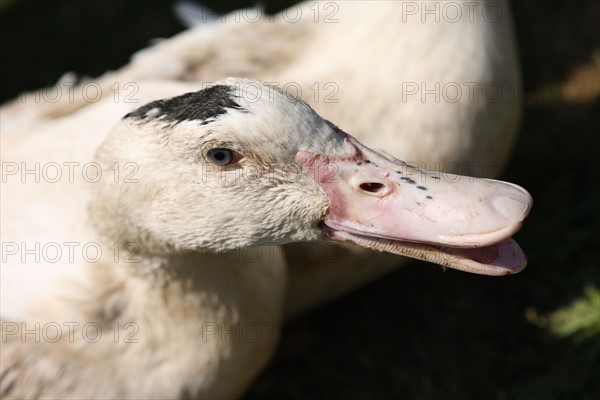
xmin=93 ymin=78 xmax=531 ymax=275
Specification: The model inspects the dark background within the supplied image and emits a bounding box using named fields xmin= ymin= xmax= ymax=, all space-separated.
xmin=1 ymin=1 xmax=599 ymax=399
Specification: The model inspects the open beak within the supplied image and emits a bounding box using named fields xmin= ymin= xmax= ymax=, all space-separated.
xmin=297 ymin=133 xmax=533 ymax=276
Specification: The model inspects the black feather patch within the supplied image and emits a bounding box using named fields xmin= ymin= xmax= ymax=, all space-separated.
xmin=124 ymin=85 xmax=246 ymax=125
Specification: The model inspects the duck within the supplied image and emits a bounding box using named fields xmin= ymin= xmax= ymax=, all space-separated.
xmin=0 ymin=77 xmax=532 ymax=399
xmin=1 ymin=1 xmax=527 ymax=396
xmin=1 ymin=0 xmax=522 ymax=317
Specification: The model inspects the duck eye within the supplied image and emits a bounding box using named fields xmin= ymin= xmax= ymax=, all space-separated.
xmin=207 ymin=148 xmax=235 ymax=166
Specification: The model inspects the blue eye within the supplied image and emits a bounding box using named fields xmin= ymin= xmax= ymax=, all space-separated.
xmin=207 ymin=148 xmax=235 ymax=166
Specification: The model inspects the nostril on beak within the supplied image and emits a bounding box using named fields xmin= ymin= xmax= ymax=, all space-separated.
xmin=349 ymin=175 xmax=392 ymax=197
xmin=359 ymin=182 xmax=386 ymax=193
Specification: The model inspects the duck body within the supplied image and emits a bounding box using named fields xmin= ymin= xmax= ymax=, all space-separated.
xmin=2 ymin=0 xmax=521 ymax=317
xmin=4 ymin=0 xmax=521 ymax=173
xmin=2 ymin=251 xmax=286 ymax=399
xmin=1 ymin=1 xmax=526 ymax=398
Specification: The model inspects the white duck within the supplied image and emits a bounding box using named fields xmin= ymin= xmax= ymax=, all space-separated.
xmin=2 ymin=0 xmax=521 ymax=317
xmin=0 ymin=1 xmax=526 ymax=397
xmin=1 ymin=78 xmax=531 ymax=399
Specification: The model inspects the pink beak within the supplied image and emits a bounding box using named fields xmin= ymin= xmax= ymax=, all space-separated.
xmin=297 ymin=133 xmax=532 ymax=276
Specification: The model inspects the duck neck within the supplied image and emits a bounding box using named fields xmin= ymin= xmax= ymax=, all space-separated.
xmin=93 ymin=242 xmax=287 ymax=328
xmin=79 ymin=243 xmax=286 ymax=396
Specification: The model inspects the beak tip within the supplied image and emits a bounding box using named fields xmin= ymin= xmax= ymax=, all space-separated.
xmin=492 ymin=188 xmax=533 ymax=223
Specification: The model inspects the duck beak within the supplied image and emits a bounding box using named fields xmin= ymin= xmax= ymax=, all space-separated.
xmin=297 ymin=135 xmax=533 ymax=276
